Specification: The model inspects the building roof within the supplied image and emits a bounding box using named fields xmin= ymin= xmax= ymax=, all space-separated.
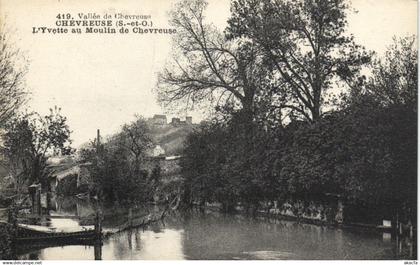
xmin=53 ymin=166 xmax=80 ymax=181
xmin=49 ymin=162 xmax=92 ymax=181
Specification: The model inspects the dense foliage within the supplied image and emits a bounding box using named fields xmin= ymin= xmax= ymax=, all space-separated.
xmin=171 ymin=0 xmax=417 ymax=224
xmin=181 ymin=112 xmax=280 ymax=212
xmin=2 ymin=107 xmax=73 ymax=192
xmin=181 ymin=90 xmax=416 ymax=222
xmin=79 ymin=116 xmax=158 ymax=204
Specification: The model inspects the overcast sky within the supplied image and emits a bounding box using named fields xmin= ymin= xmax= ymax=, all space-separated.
xmin=0 ymin=0 xmax=417 ymax=147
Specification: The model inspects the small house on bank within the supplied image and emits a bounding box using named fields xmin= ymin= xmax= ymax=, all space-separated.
xmin=48 ymin=157 xmax=92 ymax=196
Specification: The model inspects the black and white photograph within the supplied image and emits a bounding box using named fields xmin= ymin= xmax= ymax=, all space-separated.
xmin=0 ymin=0 xmax=417 ymax=261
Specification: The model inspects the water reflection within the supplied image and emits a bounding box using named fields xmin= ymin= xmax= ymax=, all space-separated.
xmin=101 ymin=229 xmax=185 ymax=260
xmin=16 ymin=199 xmax=414 ymax=260
xmin=178 ymin=213 xmax=395 ymax=260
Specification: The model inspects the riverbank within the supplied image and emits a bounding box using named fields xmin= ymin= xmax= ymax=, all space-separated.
xmin=8 ymin=201 xmax=167 ymax=259
xmin=182 ymin=206 xmax=416 ymax=259
xmin=15 ymin=209 xmax=414 ymax=260
xmin=197 ymin=203 xmax=411 ymax=235
xmin=7 ymin=197 xmax=416 ymax=260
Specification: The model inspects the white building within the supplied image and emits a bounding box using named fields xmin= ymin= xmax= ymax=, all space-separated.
xmin=152 ymin=145 xmax=166 ymax=157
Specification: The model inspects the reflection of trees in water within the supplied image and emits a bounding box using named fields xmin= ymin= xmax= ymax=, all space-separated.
xmin=111 ymin=232 xmax=133 ymax=260
xmin=15 ymin=240 xmax=103 ymax=260
xmin=55 ymin=197 xmax=95 ymax=217
xmin=15 ymin=250 xmax=40 ymax=260
xmin=149 ymin=223 xmax=162 ymax=233
xmin=127 ymin=229 xmax=132 ymax=250
xmin=175 ymin=211 xmax=397 ymax=260
xmin=94 ymin=241 xmax=102 ymax=260
xmin=55 ymin=197 xmax=77 ymax=215
xmin=28 ymin=252 xmax=39 ymax=260
xmin=180 ymin=213 xmax=258 ymax=259
xmin=134 ymin=229 xmax=142 ymax=251
xmin=16 ymin=204 xmax=410 ymax=260
xmin=107 ymin=227 xmax=144 ymax=259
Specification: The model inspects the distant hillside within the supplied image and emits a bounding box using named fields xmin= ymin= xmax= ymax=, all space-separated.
xmin=77 ymin=118 xmax=199 ymax=157
xmin=149 ymin=124 xmax=197 ymax=156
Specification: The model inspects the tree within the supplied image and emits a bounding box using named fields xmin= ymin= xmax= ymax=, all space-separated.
xmin=180 ymin=121 xmax=224 ymax=207
xmin=358 ymin=36 xmax=417 ymax=223
xmin=172 ymin=0 xmax=415 ymax=225
xmin=0 ymin=28 xmax=27 ymax=127
xmin=227 ymin=0 xmax=371 ymax=122
xmin=119 ymin=116 xmax=153 ymax=164
xmin=366 ymin=36 xmax=417 ymax=110
xmin=181 ymin=115 xmax=281 ymax=213
xmin=3 ymin=107 xmax=73 ymax=191
xmin=158 ymin=0 xmax=273 ymax=123
xmin=274 ymin=87 xmax=416 ymax=223
xmin=79 ymin=116 xmax=154 ymax=203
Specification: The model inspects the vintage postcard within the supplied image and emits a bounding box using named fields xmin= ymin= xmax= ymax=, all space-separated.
xmin=0 ymin=0 xmax=417 ymax=262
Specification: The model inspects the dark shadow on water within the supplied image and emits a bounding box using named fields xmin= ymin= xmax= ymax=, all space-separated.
xmin=14 ymin=201 xmax=417 ymax=260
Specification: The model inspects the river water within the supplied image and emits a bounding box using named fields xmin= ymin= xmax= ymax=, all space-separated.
xmin=16 ymin=198 xmax=414 ymax=260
